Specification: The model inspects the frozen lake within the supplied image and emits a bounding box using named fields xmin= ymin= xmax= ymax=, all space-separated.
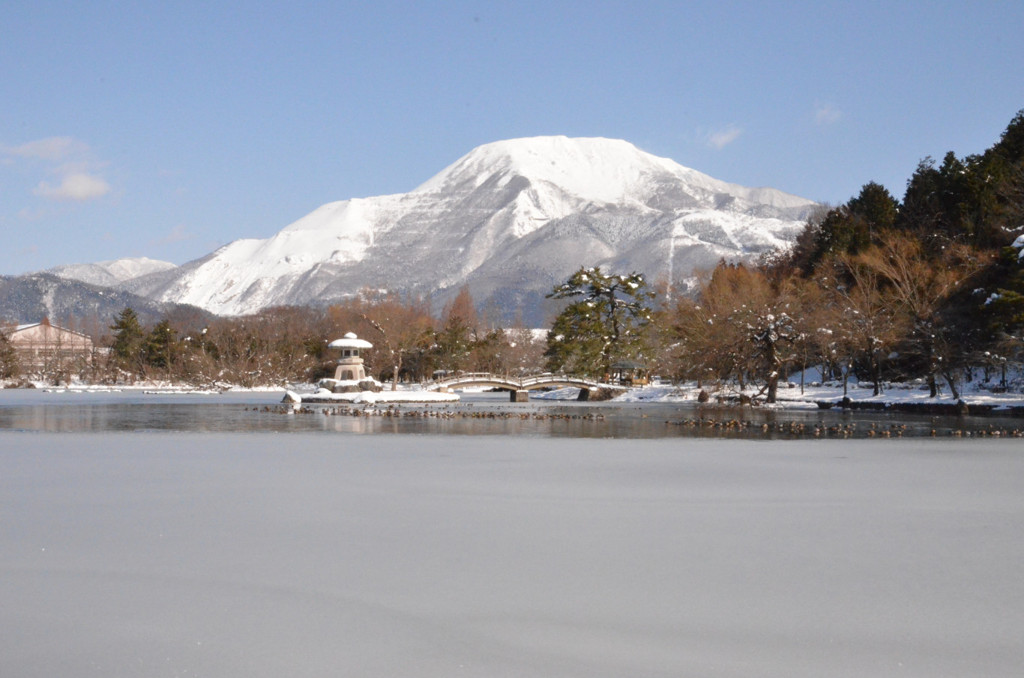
xmin=3 ymin=389 xmax=1023 ymax=438
xmin=1 ymin=392 xmax=1023 ymax=676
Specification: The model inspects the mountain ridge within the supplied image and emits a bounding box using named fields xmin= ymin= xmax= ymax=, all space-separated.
xmin=0 ymin=272 xmax=209 ymax=329
xmin=141 ymin=136 xmax=817 ymax=321
xmin=47 ymin=257 xmax=178 ymax=288
xmin=18 ymin=136 xmax=818 ymax=325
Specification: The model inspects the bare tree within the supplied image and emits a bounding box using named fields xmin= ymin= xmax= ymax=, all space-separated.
xmin=856 ymin=233 xmax=990 ymax=397
xmin=328 ymin=290 xmax=435 ymax=389
xmin=671 ymin=263 xmax=808 ymax=402
xmin=822 ymin=257 xmax=907 ymax=396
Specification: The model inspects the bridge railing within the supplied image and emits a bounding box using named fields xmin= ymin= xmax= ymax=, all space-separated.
xmin=422 ymin=372 xmax=626 ymax=391
xmin=425 ymin=371 xmax=558 ymax=386
xmin=424 ymin=372 xmax=512 ymax=385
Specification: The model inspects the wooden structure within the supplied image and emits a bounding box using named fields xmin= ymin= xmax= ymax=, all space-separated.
xmin=609 ymin=360 xmax=649 ymax=386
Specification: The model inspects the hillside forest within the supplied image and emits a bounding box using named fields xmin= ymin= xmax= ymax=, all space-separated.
xmin=2 ymin=110 xmax=1023 ymax=399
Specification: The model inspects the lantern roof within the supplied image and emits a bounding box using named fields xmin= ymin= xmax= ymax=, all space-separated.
xmin=328 ymin=332 xmax=373 ymax=350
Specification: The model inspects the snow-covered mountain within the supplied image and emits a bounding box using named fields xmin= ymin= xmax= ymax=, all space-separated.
xmin=130 ymin=137 xmax=818 ymax=321
xmin=49 ymin=257 xmax=178 ymax=288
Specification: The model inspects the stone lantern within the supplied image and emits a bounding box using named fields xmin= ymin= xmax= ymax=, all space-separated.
xmin=327 ymin=332 xmax=373 ymax=382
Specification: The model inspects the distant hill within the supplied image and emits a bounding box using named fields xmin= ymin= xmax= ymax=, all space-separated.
xmin=0 ymin=273 xmax=210 ymax=332
xmin=47 ymin=257 xmax=178 ymax=288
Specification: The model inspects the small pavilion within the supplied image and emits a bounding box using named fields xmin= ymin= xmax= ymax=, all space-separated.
xmin=609 ymin=360 xmax=649 ymax=386
xmin=327 ymin=332 xmax=373 ymax=381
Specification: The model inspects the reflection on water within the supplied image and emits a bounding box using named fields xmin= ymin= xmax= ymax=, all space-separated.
xmin=2 ymin=389 xmax=1023 ymax=439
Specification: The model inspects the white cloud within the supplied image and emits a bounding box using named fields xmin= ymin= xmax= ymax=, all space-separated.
xmin=34 ymin=172 xmax=112 ymax=201
xmin=5 ymin=136 xmax=89 ymax=161
xmin=707 ymin=126 xmax=743 ymax=149
xmin=3 ymin=136 xmax=115 ymax=203
xmin=814 ymin=102 xmax=842 ymax=125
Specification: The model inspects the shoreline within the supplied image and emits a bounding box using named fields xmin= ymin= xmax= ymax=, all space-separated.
xmin=6 ymin=378 xmax=1024 ymax=419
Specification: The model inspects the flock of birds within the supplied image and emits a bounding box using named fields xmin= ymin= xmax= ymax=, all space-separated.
xmin=251 ymin=404 xmax=1024 ymax=439
xmin=665 ymin=418 xmax=1022 ymax=438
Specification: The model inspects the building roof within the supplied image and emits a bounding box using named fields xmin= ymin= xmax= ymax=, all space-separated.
xmin=6 ymin=318 xmax=94 ymax=351
xmin=610 ymin=360 xmax=647 ymax=370
xmin=9 ymin=320 xmax=92 ymax=341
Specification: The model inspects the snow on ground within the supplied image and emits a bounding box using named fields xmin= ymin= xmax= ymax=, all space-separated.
xmin=530 ymin=386 xmax=583 ymax=400
xmin=5 ymin=377 xmax=290 ymax=395
xmin=44 ymin=385 xmax=283 ymax=396
xmin=2 ymin=433 xmax=1022 ymax=677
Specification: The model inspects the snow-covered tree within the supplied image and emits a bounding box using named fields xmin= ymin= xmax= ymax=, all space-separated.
xmin=671 ymin=263 xmax=805 ymax=402
xmin=823 ymin=258 xmax=905 ymax=396
xmin=742 ymin=308 xmax=797 ymax=403
xmin=544 ymin=267 xmax=652 ymax=378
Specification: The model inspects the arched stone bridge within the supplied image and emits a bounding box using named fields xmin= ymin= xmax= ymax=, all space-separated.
xmin=427 ymin=373 xmax=626 ymax=401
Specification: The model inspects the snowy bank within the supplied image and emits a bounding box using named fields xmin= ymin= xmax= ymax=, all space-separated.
xmin=287 ymin=387 xmax=459 ymax=404
xmin=610 ymin=381 xmax=1024 ymax=413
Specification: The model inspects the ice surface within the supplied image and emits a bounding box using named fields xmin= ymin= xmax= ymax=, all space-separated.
xmin=2 ymin=433 xmax=1022 ymax=677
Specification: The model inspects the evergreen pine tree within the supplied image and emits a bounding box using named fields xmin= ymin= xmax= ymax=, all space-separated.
xmin=0 ymin=329 xmax=19 ymax=380
xmin=433 ymin=286 xmax=477 ymax=372
xmin=110 ymin=307 xmax=145 ymax=372
xmin=144 ymin=319 xmax=178 ymax=370
xmin=544 ymin=267 xmax=652 ymax=378
xmin=847 ymin=181 xmax=898 ymax=233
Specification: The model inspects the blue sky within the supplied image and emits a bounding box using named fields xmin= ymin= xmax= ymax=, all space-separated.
xmin=2 ymin=1 xmax=1022 ymax=275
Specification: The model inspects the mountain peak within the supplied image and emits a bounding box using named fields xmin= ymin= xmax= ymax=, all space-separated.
xmin=416 ymin=136 xmax=686 ymax=203
xmin=414 ymin=136 xmax=813 ymax=213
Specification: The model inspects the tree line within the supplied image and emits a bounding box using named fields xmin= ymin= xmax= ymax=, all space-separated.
xmin=657 ymin=109 xmax=1024 ymax=401
xmin=544 ymin=110 xmax=1024 ymax=401
xmin=0 ymin=287 xmax=546 ymax=387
